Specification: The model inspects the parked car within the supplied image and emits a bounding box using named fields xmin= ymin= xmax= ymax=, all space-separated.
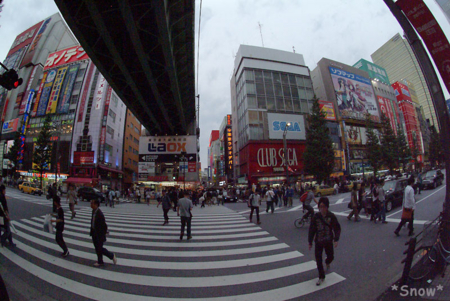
xmin=77 ymin=187 xmax=106 ymax=203
xmin=315 ymin=185 xmax=336 ymax=197
xmin=421 ymin=169 xmax=444 ymax=190
xmin=365 ymin=179 xmax=408 ymax=212
xmin=18 ymin=182 xmax=43 ymax=196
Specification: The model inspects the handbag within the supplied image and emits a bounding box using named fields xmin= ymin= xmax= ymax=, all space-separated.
xmin=401 ymin=208 xmax=413 ymax=220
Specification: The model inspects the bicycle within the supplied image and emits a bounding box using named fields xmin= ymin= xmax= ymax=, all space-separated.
xmin=408 ymin=216 xmax=450 ymax=281
xmin=294 ymin=208 xmax=312 ymax=228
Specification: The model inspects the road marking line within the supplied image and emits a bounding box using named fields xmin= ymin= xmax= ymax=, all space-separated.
xmin=335 ymin=198 xmax=345 ymax=204
xmin=0 ymin=246 xmax=345 ymax=301
xmin=14 ymin=221 xmax=279 ymax=248
xmin=288 ymin=205 xmax=303 ymax=212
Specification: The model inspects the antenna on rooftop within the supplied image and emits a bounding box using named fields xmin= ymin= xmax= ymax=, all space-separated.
xmin=258 ymin=22 xmax=264 ymax=47
xmin=293 ymin=46 xmax=296 ymax=53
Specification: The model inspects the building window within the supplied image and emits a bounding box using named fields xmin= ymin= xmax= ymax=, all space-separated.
xmin=108 ymin=109 xmax=116 ymax=123
xmin=73 ymin=81 xmax=82 ymax=91
xmin=70 ymin=94 xmax=79 ymax=104
xmin=134 ymin=137 xmax=139 ymax=144
xmin=106 ymin=125 xmax=114 ymax=138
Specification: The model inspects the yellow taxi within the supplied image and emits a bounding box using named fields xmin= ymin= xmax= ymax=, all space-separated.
xmin=314 ymin=185 xmax=336 ymax=197
xmin=18 ymin=182 xmax=43 ymax=196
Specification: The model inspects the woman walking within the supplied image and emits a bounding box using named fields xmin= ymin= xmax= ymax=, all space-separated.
xmin=66 ymin=185 xmax=77 ymax=219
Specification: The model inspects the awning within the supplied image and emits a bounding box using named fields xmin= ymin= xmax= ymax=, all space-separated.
xmin=64 ymin=177 xmax=96 ymax=184
xmin=98 ymin=165 xmax=124 ymax=174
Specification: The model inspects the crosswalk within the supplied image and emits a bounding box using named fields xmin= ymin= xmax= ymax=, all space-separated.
xmin=0 ymin=205 xmax=346 ymax=300
xmin=6 ymin=188 xmax=64 ymax=208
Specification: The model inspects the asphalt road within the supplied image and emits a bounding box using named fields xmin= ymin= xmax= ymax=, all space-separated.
xmin=0 ymin=182 xmax=447 ymax=301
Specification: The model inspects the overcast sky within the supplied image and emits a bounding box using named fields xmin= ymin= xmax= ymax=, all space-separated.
xmin=1 ymin=0 xmax=449 ymax=169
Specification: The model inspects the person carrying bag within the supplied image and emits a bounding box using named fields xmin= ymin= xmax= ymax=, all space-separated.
xmin=394 ymin=176 xmax=416 ymax=237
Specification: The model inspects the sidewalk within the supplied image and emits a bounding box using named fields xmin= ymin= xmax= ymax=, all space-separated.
xmin=376 ymin=264 xmax=450 ymax=300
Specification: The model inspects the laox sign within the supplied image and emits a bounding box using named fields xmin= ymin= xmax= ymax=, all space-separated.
xmin=257 ymin=148 xmax=298 ymax=167
xmin=148 ymin=142 xmax=186 ymax=153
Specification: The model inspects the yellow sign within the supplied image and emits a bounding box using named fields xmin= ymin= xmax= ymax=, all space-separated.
xmin=46 ymin=66 xmax=69 ymax=114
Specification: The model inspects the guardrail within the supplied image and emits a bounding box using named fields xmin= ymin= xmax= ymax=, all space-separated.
xmin=400 ymin=214 xmax=440 ymax=284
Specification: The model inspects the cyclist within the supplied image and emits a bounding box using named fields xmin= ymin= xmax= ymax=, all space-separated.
xmin=302 ymin=186 xmax=318 ymax=222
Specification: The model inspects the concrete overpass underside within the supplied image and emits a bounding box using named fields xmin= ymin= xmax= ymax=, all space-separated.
xmin=55 ymin=0 xmax=196 ymax=135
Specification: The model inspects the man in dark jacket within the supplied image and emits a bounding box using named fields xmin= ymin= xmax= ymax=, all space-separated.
xmin=90 ymin=199 xmax=117 ymax=267
xmin=51 ymin=196 xmax=69 ymax=257
xmin=157 ymin=191 xmax=172 ymax=225
xmin=308 ymin=197 xmax=341 ymax=286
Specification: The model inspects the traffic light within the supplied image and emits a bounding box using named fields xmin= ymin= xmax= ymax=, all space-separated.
xmin=0 ymin=69 xmax=23 ymax=90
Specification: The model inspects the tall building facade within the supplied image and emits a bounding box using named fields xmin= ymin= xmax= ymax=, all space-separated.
xmin=312 ymin=58 xmax=383 ymax=175
xmin=371 ymin=33 xmax=437 ymax=131
xmin=208 ymin=130 xmax=220 ymax=186
xmin=231 ymin=45 xmax=314 ymax=186
xmin=0 ymin=13 xmax=78 ymax=182
xmin=218 ymin=114 xmax=233 ymax=185
xmin=122 ymin=109 xmax=141 ymax=189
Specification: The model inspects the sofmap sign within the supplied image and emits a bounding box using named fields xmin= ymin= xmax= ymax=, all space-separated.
xmin=267 ymin=113 xmax=306 ymax=140
xmin=139 ymin=136 xmax=197 ymax=155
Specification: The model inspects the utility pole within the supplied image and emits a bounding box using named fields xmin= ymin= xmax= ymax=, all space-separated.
xmin=258 ymin=22 xmax=264 ymax=47
xmin=283 ymin=123 xmax=291 ymax=187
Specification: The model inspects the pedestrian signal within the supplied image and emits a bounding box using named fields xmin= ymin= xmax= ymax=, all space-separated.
xmin=0 ymin=69 xmax=23 ymax=90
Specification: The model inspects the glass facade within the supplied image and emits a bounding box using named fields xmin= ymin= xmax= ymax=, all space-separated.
xmin=235 ymin=68 xmax=314 ymax=150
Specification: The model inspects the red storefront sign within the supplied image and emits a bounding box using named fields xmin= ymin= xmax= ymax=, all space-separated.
xmin=377 ymin=96 xmax=397 ymax=135
xmin=239 ymin=142 xmax=306 ymax=182
xmin=73 ymin=151 xmax=95 ymax=165
xmin=44 ymin=46 xmax=88 ymax=70
xmin=397 ymin=0 xmax=450 ymax=94
xmin=188 ymin=162 xmax=196 ymax=172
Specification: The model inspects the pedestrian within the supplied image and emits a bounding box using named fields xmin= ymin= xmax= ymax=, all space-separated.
xmin=66 ymin=185 xmax=77 ymax=219
xmin=370 ymin=181 xmax=379 ymax=222
xmin=0 ymin=185 xmax=15 ymax=248
xmin=417 ymin=172 xmax=423 ymax=195
xmin=394 ymin=177 xmax=416 ymax=237
xmin=287 ymin=186 xmax=294 ymax=207
xmin=90 ymin=199 xmax=117 ymax=267
xmin=157 ymin=191 xmax=172 ymax=225
xmin=177 ymin=191 xmax=193 ymax=240
xmin=358 ymin=182 xmax=368 ymax=217
xmin=136 ymin=189 xmax=141 ymax=203
xmin=333 ymin=182 xmax=339 ymax=195
xmin=146 ymin=189 xmax=151 ymax=206
xmin=249 ymin=190 xmax=261 ymax=224
xmin=108 ymin=188 xmax=115 ymax=208
xmin=347 ymin=183 xmax=360 ymax=222
xmin=303 ymin=186 xmax=318 ymax=221
xmin=265 ymin=186 xmax=275 ymax=214
xmin=375 ymin=180 xmax=387 ymax=224
xmin=51 ymin=196 xmax=69 ymax=257
xmin=222 ymin=189 xmax=227 ymax=205
xmin=308 ymin=197 xmax=341 ymax=286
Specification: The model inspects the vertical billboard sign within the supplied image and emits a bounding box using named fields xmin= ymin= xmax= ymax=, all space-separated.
xmin=19 ymin=65 xmax=39 ymax=115
xmin=94 ymin=75 xmax=106 ymax=110
xmin=77 ymin=62 xmax=96 ymax=122
xmin=57 ymin=64 xmax=80 ymax=114
xmin=46 ymin=66 xmax=69 ymax=114
xmin=99 ymin=86 xmax=112 ymax=162
xmin=329 ymin=67 xmax=380 ymax=122
xmin=225 ymin=127 xmax=233 ymax=175
xmin=36 ymin=69 xmax=57 ymax=116
xmin=318 ymin=100 xmax=337 ymax=121
xmin=31 ymin=71 xmax=48 ymax=117
xmin=377 ymin=96 xmax=398 ymax=135
xmin=397 ymin=0 xmax=450 ymax=95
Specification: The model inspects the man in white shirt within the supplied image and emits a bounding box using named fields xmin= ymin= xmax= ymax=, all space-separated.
xmin=249 ymin=190 xmax=261 ymax=224
xmin=265 ymin=186 xmax=275 ymax=214
xmin=394 ymin=177 xmax=416 ymax=236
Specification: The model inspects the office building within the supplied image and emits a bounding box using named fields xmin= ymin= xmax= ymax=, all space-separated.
xmin=371 ymin=33 xmax=438 ymax=131
xmin=230 ymin=45 xmax=314 ymax=186
xmin=122 ymin=109 xmax=141 ymax=189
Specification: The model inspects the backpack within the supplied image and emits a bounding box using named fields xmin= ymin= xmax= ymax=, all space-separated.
xmin=300 ymin=192 xmax=308 ymax=203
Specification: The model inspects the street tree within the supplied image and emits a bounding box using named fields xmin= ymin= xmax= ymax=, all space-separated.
xmin=365 ymin=114 xmax=382 ymax=179
xmin=33 ymin=115 xmax=52 ymax=189
xmin=303 ymin=95 xmax=335 ymax=185
xmin=380 ymin=113 xmax=397 ymax=175
xmin=396 ymin=123 xmax=411 ymax=172
xmin=428 ymin=126 xmax=443 ymax=167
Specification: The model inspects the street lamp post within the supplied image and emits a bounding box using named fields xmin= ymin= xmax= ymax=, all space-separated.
xmin=283 ymin=123 xmax=291 ymax=187
xmin=52 ymin=121 xmax=61 ymax=188
xmin=181 ymin=151 xmax=187 ymax=191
